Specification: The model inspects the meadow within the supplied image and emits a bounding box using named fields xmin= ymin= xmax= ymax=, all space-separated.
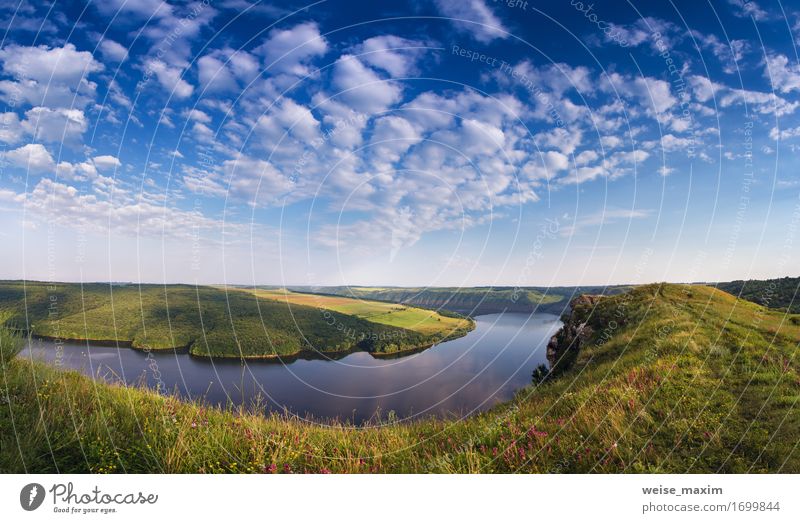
xmin=0 ymin=281 xmax=472 ymax=359
xmin=292 ymin=285 xmax=632 ymax=315
xmin=250 ymin=288 xmax=472 ymax=335
xmin=2 ymin=282 xmax=798 ymax=473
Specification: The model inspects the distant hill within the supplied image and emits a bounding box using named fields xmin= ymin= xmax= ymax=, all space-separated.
xmin=712 ymin=277 xmax=800 ymax=313
xmin=288 ymin=285 xmax=633 ymax=316
xmin=0 ymin=281 xmax=471 ymax=359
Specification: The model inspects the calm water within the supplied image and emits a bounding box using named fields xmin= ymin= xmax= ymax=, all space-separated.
xmin=23 ymin=312 xmax=560 ymax=424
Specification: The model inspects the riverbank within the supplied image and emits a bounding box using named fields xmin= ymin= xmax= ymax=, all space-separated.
xmin=0 ymin=281 xmax=473 ymax=360
xmin=4 ymin=284 xmax=799 ymax=472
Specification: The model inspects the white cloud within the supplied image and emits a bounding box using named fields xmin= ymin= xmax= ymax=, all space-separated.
xmin=197 ymin=49 xmax=260 ymax=93
xmin=0 ymin=43 xmax=103 ymax=84
xmin=603 ymin=17 xmax=680 ymax=51
xmin=769 ymin=125 xmax=800 ymax=141
xmin=0 ymin=43 xmax=103 ymax=108
xmin=534 ymin=127 xmax=582 ymax=155
xmin=561 ymin=208 xmax=651 ymax=237
xmin=137 ymin=1 xmax=218 ymax=68
xmin=331 ymin=55 xmax=402 ymax=113
xmin=602 ymin=73 xmax=677 ymax=114
xmin=93 ymin=155 xmax=121 ymax=170
xmin=764 ymin=54 xmax=800 ymax=94
xmin=144 ymin=58 xmax=194 ymax=98
xmin=19 ymin=177 xmax=222 ymax=239
xmin=197 ymin=54 xmax=237 ymax=93
xmin=370 ymin=115 xmax=423 ymax=168
xmin=432 ymin=0 xmax=507 ymax=43
xmin=20 ymin=107 xmax=87 ymax=143
xmin=186 ymin=109 xmax=212 ymax=124
xmin=353 ymin=35 xmax=427 ymax=77
xmin=56 ymin=160 xmax=97 ymax=181
xmin=5 ymin=143 xmax=55 ymax=173
xmin=255 ymin=22 xmax=328 ymax=76
xmin=98 ymin=39 xmax=128 ymax=62
xmin=727 ymin=0 xmax=770 ymax=21
xmin=223 ymin=154 xmax=295 ymax=206
xmin=690 ymin=30 xmax=748 ymax=74
xmin=0 ymin=112 xmax=22 ymax=144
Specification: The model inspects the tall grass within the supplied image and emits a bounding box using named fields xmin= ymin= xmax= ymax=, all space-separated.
xmin=1 ymin=283 xmax=799 ymax=473
xmin=0 ymin=321 xmax=23 ymax=368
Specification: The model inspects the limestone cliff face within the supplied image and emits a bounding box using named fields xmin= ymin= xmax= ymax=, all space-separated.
xmin=546 ymin=294 xmax=603 ymax=374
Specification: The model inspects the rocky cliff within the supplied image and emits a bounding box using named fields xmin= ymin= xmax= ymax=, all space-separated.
xmin=546 ymin=294 xmax=604 ymax=374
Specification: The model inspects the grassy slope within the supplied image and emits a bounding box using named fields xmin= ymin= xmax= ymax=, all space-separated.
xmin=0 ymin=281 xmax=466 ymax=358
xmin=251 ymin=288 xmax=471 ymax=336
xmin=291 ymin=285 xmax=633 ymax=315
xmin=2 ymin=283 xmax=799 ymax=473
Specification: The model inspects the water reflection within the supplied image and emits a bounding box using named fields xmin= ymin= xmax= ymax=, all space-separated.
xmin=24 ymin=312 xmax=560 ymax=424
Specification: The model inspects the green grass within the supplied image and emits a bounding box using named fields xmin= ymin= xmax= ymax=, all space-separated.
xmin=288 ymin=285 xmax=632 ymax=315
xmin=0 ymin=281 xmax=471 ymax=358
xmin=249 ymin=288 xmax=472 ymax=336
xmin=2 ymin=282 xmax=799 ymax=473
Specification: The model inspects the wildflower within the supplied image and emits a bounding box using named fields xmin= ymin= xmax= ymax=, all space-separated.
xmin=264 ymin=463 xmax=277 ymax=473
xmin=320 ymin=468 xmax=332 ymax=474
xmin=190 ymin=421 xmax=197 ymax=428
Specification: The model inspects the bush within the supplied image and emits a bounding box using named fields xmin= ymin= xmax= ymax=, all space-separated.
xmin=531 ymin=363 xmax=550 ymax=385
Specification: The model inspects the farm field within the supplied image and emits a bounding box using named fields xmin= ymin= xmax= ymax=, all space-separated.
xmin=249 ymin=288 xmax=472 ymax=336
xmin=0 ymin=281 xmax=472 ymax=358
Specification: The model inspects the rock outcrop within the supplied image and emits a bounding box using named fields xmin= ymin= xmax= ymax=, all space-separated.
xmin=546 ymin=294 xmax=603 ymax=374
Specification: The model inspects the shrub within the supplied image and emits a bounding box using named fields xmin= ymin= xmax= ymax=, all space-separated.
xmin=531 ymin=363 xmax=550 ymax=385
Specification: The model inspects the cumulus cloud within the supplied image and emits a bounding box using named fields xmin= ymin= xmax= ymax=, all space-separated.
xmin=0 ymin=112 xmax=23 ymax=144
xmin=197 ymin=49 xmax=260 ymax=93
xmin=98 ymin=39 xmax=129 ymax=62
xmin=19 ymin=177 xmax=222 ymax=239
xmin=0 ymin=43 xmax=103 ymax=108
xmin=143 ymin=58 xmax=194 ymax=98
xmin=352 ymin=35 xmax=428 ymax=77
xmin=255 ymin=22 xmax=328 ymax=76
xmin=764 ymin=54 xmax=800 ymax=94
xmin=432 ymin=0 xmax=507 ymax=43
xmin=5 ymin=143 xmax=55 ymax=173
xmin=727 ymin=0 xmax=771 ymax=21
xmin=331 ymin=55 xmax=402 ymax=113
xmin=93 ymin=155 xmax=122 ymax=170
xmin=20 ymin=107 xmax=88 ymax=143
xmin=0 ymin=43 xmax=103 ymax=84
xmin=690 ymin=30 xmax=748 ymax=74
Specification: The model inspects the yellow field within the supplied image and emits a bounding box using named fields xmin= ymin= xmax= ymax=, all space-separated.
xmin=249 ymin=288 xmax=470 ymax=336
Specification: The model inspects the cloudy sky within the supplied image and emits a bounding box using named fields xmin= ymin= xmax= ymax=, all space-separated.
xmin=0 ymin=0 xmax=798 ymax=287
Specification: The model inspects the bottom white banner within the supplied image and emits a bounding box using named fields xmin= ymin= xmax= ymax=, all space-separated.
xmin=1 ymin=474 xmax=797 ymax=522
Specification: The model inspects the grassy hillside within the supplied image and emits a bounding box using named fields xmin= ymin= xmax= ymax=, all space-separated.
xmin=250 ymin=288 xmax=471 ymax=336
xmin=714 ymin=276 xmax=800 ymax=313
xmin=298 ymin=286 xmax=565 ymax=314
xmin=291 ymin=285 xmax=633 ymax=315
xmin=0 ymin=281 xmax=471 ymax=358
xmin=3 ymin=282 xmax=799 ymax=473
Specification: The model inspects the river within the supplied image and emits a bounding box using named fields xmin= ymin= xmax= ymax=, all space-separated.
xmin=23 ymin=312 xmax=561 ymax=424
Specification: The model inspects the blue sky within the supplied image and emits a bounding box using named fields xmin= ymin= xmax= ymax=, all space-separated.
xmin=0 ymin=0 xmax=798 ymax=287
